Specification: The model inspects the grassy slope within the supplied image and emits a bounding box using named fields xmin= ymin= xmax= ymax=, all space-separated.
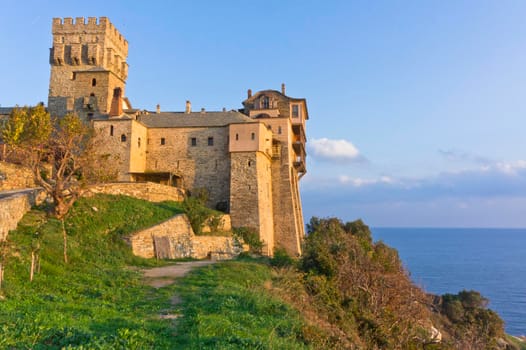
xmin=0 ymin=195 xmax=184 ymax=349
xmin=0 ymin=194 xmax=315 ymax=349
xmin=172 ymin=258 xmax=312 ymax=349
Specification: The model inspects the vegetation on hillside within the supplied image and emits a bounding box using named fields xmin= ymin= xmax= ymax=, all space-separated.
xmin=0 ymin=194 xmax=518 ymax=349
xmin=0 ymin=195 xmax=184 ymax=349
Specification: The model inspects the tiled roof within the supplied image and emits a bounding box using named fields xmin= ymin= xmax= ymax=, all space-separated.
xmin=138 ymin=111 xmax=255 ymax=128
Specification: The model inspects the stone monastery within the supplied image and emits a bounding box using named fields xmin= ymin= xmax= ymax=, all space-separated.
xmin=46 ymin=17 xmax=309 ymax=256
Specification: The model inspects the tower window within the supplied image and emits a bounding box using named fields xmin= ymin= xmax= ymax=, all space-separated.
xmin=278 ymin=126 xmax=282 ymax=134
xmin=251 ymin=132 xmax=255 ymax=140
xmin=92 ymin=78 xmax=97 ymax=87
xmin=261 ymin=96 xmax=269 ymax=109
xmin=121 ymin=134 xmax=127 ymax=142
xmin=71 ymin=72 xmax=76 ymax=80
xmin=90 ymin=93 xmax=95 ymax=97
xmin=235 ymin=133 xmax=239 ymax=141
xmin=191 ymin=137 xmax=197 ymax=146
xmin=161 ymin=138 xmax=166 ymax=145
xmin=292 ymin=104 xmax=300 ymax=118
xmin=138 ymin=137 xmax=141 ymax=148
xmin=208 ymin=137 xmax=214 ymax=146
xmin=110 ymin=125 xmax=114 ymax=136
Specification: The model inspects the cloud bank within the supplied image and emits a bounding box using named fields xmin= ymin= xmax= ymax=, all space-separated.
xmin=308 ymin=138 xmax=361 ymax=162
xmin=301 ymin=160 xmax=526 ymax=227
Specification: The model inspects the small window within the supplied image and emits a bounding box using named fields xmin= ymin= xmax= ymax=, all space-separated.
xmin=121 ymin=134 xmax=127 ymax=142
xmin=235 ymin=133 xmax=239 ymax=141
xmin=90 ymin=93 xmax=95 ymax=97
xmin=251 ymin=132 xmax=255 ymax=140
xmin=161 ymin=138 xmax=166 ymax=145
xmin=92 ymin=78 xmax=97 ymax=87
xmin=292 ymin=104 xmax=300 ymax=118
xmin=191 ymin=137 xmax=197 ymax=146
xmin=87 ymin=113 xmax=94 ymax=120
xmin=110 ymin=125 xmax=114 ymax=136
xmin=278 ymin=126 xmax=282 ymax=134
xmin=71 ymin=72 xmax=76 ymax=80
xmin=208 ymin=137 xmax=214 ymax=146
xmin=138 ymin=137 xmax=141 ymax=148
xmin=261 ymin=96 xmax=270 ymax=109
xmin=248 ymin=160 xmax=252 ymax=167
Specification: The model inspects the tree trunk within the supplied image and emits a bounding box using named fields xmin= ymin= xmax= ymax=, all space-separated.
xmin=61 ymin=219 xmax=68 ymax=264
xmin=0 ymin=263 xmax=3 ymax=290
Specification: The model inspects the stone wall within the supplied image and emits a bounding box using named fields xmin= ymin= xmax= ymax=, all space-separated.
xmin=145 ymin=126 xmax=231 ymax=208
xmin=0 ymin=161 xmax=35 ymax=191
xmin=127 ymin=214 xmax=244 ymax=260
xmin=86 ymin=182 xmax=185 ymax=202
xmin=0 ymin=189 xmax=45 ymax=241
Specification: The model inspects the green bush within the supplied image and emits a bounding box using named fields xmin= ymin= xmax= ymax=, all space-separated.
xmin=270 ymin=248 xmax=295 ymax=268
xmin=232 ymin=227 xmax=263 ymax=254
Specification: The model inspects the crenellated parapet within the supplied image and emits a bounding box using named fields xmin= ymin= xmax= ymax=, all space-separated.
xmin=50 ymin=17 xmax=128 ymax=80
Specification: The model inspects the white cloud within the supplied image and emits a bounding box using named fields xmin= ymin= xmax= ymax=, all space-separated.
xmin=338 ymin=175 xmax=394 ymax=187
xmin=309 ymin=138 xmax=361 ymax=162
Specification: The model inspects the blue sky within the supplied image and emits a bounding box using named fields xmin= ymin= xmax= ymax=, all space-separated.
xmin=2 ymin=1 xmax=526 ymax=227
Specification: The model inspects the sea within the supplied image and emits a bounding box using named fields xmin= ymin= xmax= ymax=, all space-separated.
xmin=371 ymin=227 xmax=526 ymax=336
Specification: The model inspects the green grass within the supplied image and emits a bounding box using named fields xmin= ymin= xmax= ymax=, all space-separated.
xmin=172 ymin=257 xmax=313 ymax=349
xmin=0 ymin=194 xmax=184 ymax=349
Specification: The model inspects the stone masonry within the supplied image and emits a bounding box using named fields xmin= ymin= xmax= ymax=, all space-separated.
xmin=127 ymin=214 xmax=244 ymax=260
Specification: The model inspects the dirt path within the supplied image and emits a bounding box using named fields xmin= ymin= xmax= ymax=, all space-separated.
xmin=143 ymin=260 xmax=217 ymax=288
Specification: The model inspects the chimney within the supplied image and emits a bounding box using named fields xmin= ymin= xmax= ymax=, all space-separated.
xmin=156 ymin=104 xmax=160 ymax=113
xmin=185 ymin=100 xmax=191 ymax=114
xmin=247 ymin=89 xmax=252 ymax=98
xmin=281 ymin=83 xmax=286 ymax=95
xmin=222 ymin=107 xmax=226 ymax=112
xmin=109 ymin=87 xmax=123 ymax=117
xmin=200 ymin=108 xmax=206 ymax=114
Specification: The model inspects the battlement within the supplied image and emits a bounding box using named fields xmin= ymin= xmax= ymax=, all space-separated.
xmin=52 ymin=17 xmax=128 ymax=52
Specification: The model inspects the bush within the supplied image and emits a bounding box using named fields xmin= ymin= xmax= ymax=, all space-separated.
xmin=270 ymin=248 xmax=295 ymax=268
xmin=232 ymin=227 xmax=263 ymax=254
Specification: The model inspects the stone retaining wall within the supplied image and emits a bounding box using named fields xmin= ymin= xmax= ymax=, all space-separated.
xmin=86 ymin=182 xmax=185 ymax=202
xmin=127 ymin=214 xmax=244 ymax=260
xmin=0 ymin=161 xmax=35 ymax=191
xmin=0 ymin=188 xmax=45 ymax=241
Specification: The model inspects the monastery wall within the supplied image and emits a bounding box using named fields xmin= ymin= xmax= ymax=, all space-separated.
xmin=0 ymin=161 xmax=35 ymax=191
xmin=86 ymin=182 xmax=185 ymax=202
xmin=146 ymin=126 xmax=230 ymax=208
xmin=0 ymin=189 xmax=45 ymax=242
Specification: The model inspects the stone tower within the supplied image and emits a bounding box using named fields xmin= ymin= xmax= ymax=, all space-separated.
xmin=48 ymin=17 xmax=128 ymax=119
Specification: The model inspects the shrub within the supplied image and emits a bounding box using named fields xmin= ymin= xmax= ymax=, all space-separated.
xmin=232 ymin=227 xmax=263 ymax=254
xmin=270 ymin=248 xmax=295 ymax=268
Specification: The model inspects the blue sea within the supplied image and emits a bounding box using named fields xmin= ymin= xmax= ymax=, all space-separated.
xmin=371 ymin=228 xmax=526 ymax=336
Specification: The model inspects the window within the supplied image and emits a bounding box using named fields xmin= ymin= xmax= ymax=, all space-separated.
xmin=90 ymin=93 xmax=95 ymax=97
xmin=191 ymin=137 xmax=197 ymax=146
xmin=235 ymin=133 xmax=239 ymax=141
xmin=87 ymin=113 xmax=94 ymax=120
xmin=71 ymin=72 xmax=76 ymax=80
xmin=110 ymin=125 xmax=114 ymax=136
xmin=161 ymin=138 xmax=166 ymax=145
xmin=261 ymin=96 xmax=270 ymax=109
xmin=292 ymin=104 xmax=300 ymax=118
xmin=92 ymin=78 xmax=97 ymax=87
xmin=278 ymin=126 xmax=282 ymax=134
xmin=248 ymin=160 xmax=252 ymax=167
xmin=138 ymin=137 xmax=141 ymax=148
xmin=121 ymin=134 xmax=127 ymax=142
xmin=251 ymin=132 xmax=255 ymax=140
xmin=208 ymin=137 xmax=214 ymax=146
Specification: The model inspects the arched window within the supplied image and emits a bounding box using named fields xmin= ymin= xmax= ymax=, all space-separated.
xmin=251 ymin=132 xmax=255 ymax=140
xmin=121 ymin=134 xmax=127 ymax=142
xmin=92 ymin=78 xmax=97 ymax=87
xmin=110 ymin=125 xmax=114 ymax=136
